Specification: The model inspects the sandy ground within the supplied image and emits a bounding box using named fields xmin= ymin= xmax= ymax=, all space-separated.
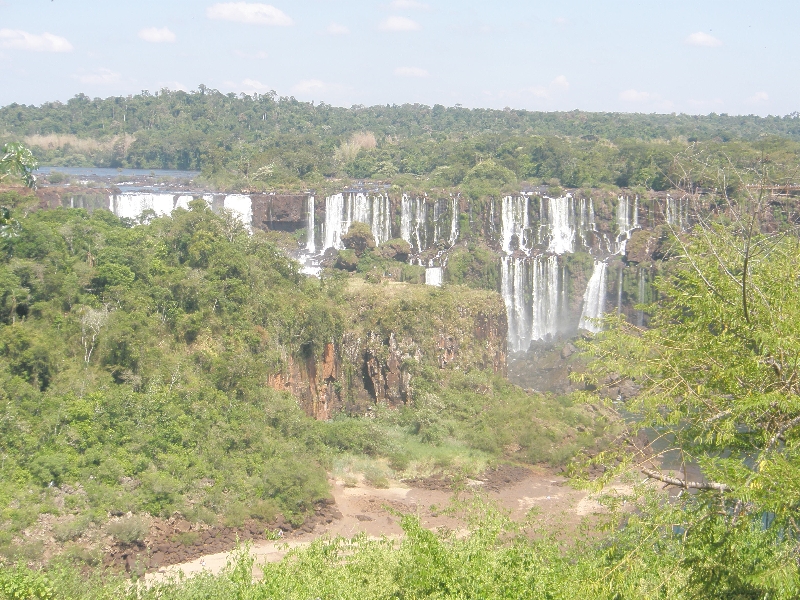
xmin=145 ymin=467 xmax=607 ymax=584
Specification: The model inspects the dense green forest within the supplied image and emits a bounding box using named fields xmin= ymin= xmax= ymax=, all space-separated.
xmin=0 ymin=189 xmax=604 ymax=569
xmin=3 ymin=95 xmax=800 ymax=598
xmin=2 ymin=89 xmax=799 ymax=192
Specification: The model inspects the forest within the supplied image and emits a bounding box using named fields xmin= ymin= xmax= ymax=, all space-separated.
xmin=1 ymin=89 xmax=799 ymax=193
xmin=0 ymin=94 xmax=800 ymax=599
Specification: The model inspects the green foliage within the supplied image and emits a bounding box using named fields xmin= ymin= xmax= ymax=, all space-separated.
xmin=0 ymin=143 xmax=37 ymax=188
xmin=578 ymin=224 xmax=800 ymax=522
xmin=106 ymin=516 xmax=148 ymax=545
xmin=445 ymin=244 xmax=501 ymax=290
xmin=3 ymin=91 xmax=799 ymax=192
xmin=0 ymin=564 xmax=53 ymax=600
xmin=5 ymin=493 xmax=800 ymax=598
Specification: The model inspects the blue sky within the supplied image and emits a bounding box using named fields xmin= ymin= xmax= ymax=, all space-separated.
xmin=0 ymin=0 xmax=797 ymax=115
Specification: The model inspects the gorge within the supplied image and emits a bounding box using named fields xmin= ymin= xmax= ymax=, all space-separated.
xmin=90 ymin=186 xmax=686 ymax=354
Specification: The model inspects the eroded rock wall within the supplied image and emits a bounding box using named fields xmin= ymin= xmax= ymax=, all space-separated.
xmin=268 ymin=282 xmax=507 ymax=419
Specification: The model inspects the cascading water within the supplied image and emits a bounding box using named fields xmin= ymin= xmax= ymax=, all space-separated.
xmin=109 ymin=193 xmax=177 ymax=220
xmin=547 ymin=196 xmax=575 ymax=255
xmin=449 ymin=196 xmax=459 ymax=245
xmin=175 ymin=195 xmax=194 ymax=211
xmin=305 ymin=195 xmax=315 ymax=254
xmin=501 ymin=255 xmax=562 ymax=352
xmin=501 ymin=196 xmax=530 ymax=253
xmin=665 ymin=195 xmax=689 ymax=230
xmin=370 ymin=194 xmax=391 ymax=245
xmin=637 ymin=267 xmax=647 ymax=327
xmin=223 ymin=194 xmax=253 ymax=227
xmin=323 ymin=193 xmax=345 ymax=250
xmin=323 ymin=192 xmax=391 ymax=251
xmin=400 ymin=195 xmax=427 ymax=251
xmin=577 ymin=198 xmax=596 ymax=249
xmin=502 ymin=256 xmax=531 ymax=353
xmin=425 ymin=267 xmax=443 ymax=287
xmin=432 ymin=199 xmax=443 ymax=244
xmin=530 ymin=255 xmax=560 ymax=342
xmin=579 ymin=260 xmax=608 ymax=333
xmin=614 ymin=195 xmax=639 ymax=254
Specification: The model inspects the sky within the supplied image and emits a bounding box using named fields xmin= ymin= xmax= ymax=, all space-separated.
xmin=0 ymin=0 xmax=797 ymax=116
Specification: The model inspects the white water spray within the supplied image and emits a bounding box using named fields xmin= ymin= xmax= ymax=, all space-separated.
xmin=579 ymin=260 xmax=608 ymax=333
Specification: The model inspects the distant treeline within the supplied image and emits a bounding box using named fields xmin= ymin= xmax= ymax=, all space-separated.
xmin=1 ymin=88 xmax=799 ymax=191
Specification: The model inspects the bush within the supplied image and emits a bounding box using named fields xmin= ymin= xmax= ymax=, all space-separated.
xmin=52 ymin=519 xmax=88 ymax=543
xmin=0 ymin=563 xmax=53 ymax=600
xmin=106 ymin=516 xmax=148 ymax=545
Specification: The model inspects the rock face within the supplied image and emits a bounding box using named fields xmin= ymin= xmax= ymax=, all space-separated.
xmin=268 ymin=282 xmax=508 ymax=419
xmin=251 ymin=194 xmax=309 ymax=232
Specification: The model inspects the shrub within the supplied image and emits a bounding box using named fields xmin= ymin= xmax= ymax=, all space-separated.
xmin=52 ymin=519 xmax=88 ymax=543
xmin=106 ymin=516 xmax=148 ymax=545
xmin=0 ymin=563 xmax=54 ymax=600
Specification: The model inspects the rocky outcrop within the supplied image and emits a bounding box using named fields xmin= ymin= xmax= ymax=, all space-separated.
xmin=268 ymin=282 xmax=507 ymax=420
xmin=251 ymin=193 xmax=309 ymax=232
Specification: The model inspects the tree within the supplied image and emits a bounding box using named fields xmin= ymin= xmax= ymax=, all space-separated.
xmin=0 ymin=142 xmax=38 ymax=188
xmin=575 ymin=149 xmax=800 ymax=592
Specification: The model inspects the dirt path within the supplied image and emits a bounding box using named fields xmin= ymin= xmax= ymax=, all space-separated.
xmin=146 ymin=465 xmax=598 ymax=584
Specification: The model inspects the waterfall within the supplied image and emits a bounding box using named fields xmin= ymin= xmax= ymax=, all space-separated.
xmin=547 ymin=196 xmax=575 ymax=255
xmin=400 ymin=194 xmax=413 ymax=245
xmin=175 ymin=195 xmax=194 ymax=210
xmin=501 ymin=196 xmax=530 ymax=254
xmin=222 ymin=194 xmax=253 ymax=227
xmin=305 ymin=195 xmax=315 ymax=254
xmin=448 ymin=196 xmax=459 ymax=245
xmin=579 ymin=261 xmax=608 ymax=333
xmin=324 ymin=192 xmax=391 ymax=251
xmin=323 ymin=193 xmax=345 ymax=250
xmin=432 ymin=199 xmax=443 ymax=244
xmin=615 ymin=195 xmax=639 ymax=254
xmin=531 ymin=255 xmax=560 ymax=342
xmin=371 ymin=194 xmax=391 ymax=245
xmin=616 ymin=264 xmax=624 ymax=315
xmin=400 ymin=194 xmax=427 ymax=251
xmin=109 ymin=193 xmax=177 ymax=220
xmin=501 ymin=255 xmax=562 ymax=352
xmin=502 ymin=256 xmax=531 ymax=353
xmin=425 ymin=267 xmax=443 ymax=287
xmin=578 ymin=197 xmax=596 ymax=248
xmin=665 ymin=195 xmax=688 ymax=230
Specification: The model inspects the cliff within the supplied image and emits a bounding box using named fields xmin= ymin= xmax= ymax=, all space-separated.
xmin=268 ymin=280 xmax=507 ymax=419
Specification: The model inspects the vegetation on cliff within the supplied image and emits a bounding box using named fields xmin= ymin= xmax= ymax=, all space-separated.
xmin=0 ymin=191 xmax=603 ymax=568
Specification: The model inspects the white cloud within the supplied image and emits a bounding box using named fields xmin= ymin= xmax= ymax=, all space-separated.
xmin=242 ymin=78 xmax=272 ymax=92
xmin=327 ymin=23 xmax=350 ymax=35
xmin=554 ymin=17 xmax=568 ymax=25
xmin=234 ymin=50 xmax=268 ymax=59
xmin=379 ymin=16 xmax=421 ymax=31
xmin=748 ymin=91 xmax=769 ymax=103
xmin=395 ymin=66 xmax=429 ymax=77
xmin=77 ymin=68 xmax=121 ymax=85
xmin=526 ymin=75 xmax=570 ymax=98
xmin=138 ymin=27 xmax=176 ymax=43
xmin=292 ymin=79 xmax=327 ymax=94
xmin=685 ymin=31 xmax=722 ymax=47
xmin=0 ymin=29 xmax=73 ymax=52
xmin=619 ymin=89 xmax=652 ymax=102
xmin=207 ymin=3 xmax=293 ymax=26
xmin=389 ymin=0 xmax=430 ymax=9
xmin=157 ymin=81 xmax=189 ymax=92
xmin=551 ymin=75 xmax=569 ymax=91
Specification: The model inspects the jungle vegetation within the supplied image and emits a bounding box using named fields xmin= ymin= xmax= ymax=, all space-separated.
xmin=1 ymin=89 xmax=799 ymax=194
